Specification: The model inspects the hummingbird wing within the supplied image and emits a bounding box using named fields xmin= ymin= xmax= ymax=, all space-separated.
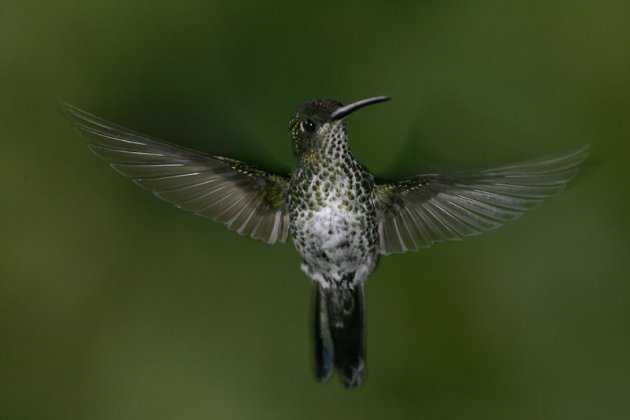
xmin=374 ymin=145 xmax=589 ymax=255
xmin=65 ymin=104 xmax=291 ymax=244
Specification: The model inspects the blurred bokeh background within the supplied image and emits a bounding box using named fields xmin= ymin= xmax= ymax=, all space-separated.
xmin=2 ymin=1 xmax=629 ymax=419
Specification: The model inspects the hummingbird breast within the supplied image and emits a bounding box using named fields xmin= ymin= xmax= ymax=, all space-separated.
xmin=289 ymin=156 xmax=379 ymax=289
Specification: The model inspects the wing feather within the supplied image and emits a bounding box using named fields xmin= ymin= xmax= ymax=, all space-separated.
xmin=376 ymin=145 xmax=589 ymax=255
xmin=65 ymin=104 xmax=291 ymax=245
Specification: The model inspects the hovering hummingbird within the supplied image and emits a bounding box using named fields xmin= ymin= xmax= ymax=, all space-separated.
xmin=65 ymin=97 xmax=588 ymax=388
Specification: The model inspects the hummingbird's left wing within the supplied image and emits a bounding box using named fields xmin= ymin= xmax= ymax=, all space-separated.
xmin=374 ymin=145 xmax=589 ymax=255
xmin=65 ymin=104 xmax=291 ymax=244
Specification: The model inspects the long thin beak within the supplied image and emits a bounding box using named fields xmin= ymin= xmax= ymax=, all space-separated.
xmin=331 ymin=96 xmax=390 ymax=120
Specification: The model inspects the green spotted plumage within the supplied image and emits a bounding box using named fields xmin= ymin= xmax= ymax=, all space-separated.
xmin=65 ymin=97 xmax=588 ymax=388
xmin=287 ymin=99 xmax=383 ymax=386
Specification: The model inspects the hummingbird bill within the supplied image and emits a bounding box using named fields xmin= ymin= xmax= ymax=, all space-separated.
xmin=65 ymin=97 xmax=588 ymax=388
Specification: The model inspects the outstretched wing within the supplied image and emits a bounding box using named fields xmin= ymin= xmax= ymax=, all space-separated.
xmin=65 ymin=104 xmax=291 ymax=244
xmin=375 ymin=145 xmax=589 ymax=254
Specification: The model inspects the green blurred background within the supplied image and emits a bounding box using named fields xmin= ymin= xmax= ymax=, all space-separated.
xmin=2 ymin=1 xmax=629 ymax=419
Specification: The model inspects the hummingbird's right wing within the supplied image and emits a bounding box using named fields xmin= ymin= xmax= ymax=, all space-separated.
xmin=65 ymin=104 xmax=291 ymax=245
xmin=374 ymin=145 xmax=589 ymax=255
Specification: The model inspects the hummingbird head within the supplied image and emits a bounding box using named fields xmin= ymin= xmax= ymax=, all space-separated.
xmin=289 ymin=96 xmax=390 ymax=159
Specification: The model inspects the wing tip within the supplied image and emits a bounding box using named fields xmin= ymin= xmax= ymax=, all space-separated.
xmin=61 ymin=101 xmax=92 ymax=125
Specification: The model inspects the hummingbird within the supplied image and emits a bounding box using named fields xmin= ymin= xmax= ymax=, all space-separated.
xmin=65 ymin=97 xmax=588 ymax=388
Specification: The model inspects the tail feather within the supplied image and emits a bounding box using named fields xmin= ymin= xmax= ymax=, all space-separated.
xmin=315 ymin=285 xmax=334 ymax=382
xmin=314 ymin=283 xmax=366 ymax=388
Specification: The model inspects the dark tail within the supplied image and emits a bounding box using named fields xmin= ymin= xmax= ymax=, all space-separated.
xmin=315 ymin=283 xmax=366 ymax=388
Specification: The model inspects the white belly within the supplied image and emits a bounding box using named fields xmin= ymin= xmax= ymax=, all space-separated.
xmin=293 ymin=201 xmax=376 ymax=287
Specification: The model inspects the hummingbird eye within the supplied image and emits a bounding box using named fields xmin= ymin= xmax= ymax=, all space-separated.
xmin=300 ymin=119 xmax=317 ymax=133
